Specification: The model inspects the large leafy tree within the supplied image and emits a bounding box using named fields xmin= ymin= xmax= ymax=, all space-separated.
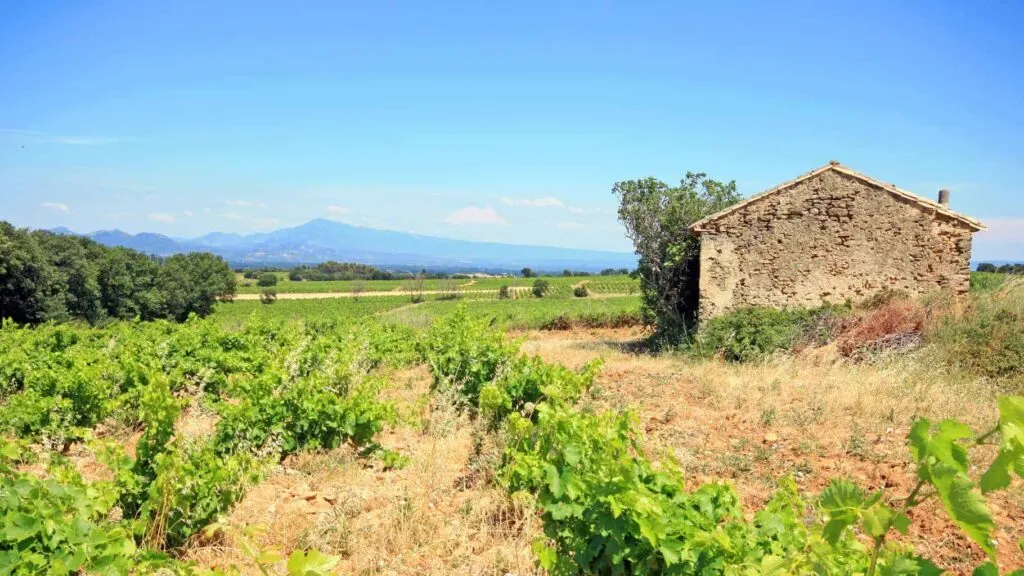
xmin=158 ymin=253 xmax=237 ymax=321
xmin=613 ymin=172 xmax=740 ymax=339
xmin=0 ymin=223 xmax=58 ymax=324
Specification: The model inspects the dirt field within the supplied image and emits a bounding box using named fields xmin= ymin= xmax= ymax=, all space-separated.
xmin=187 ymin=328 xmax=1022 ymax=575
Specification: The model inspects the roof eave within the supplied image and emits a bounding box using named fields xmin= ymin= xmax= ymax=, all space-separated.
xmin=688 ymin=163 xmax=986 ymax=233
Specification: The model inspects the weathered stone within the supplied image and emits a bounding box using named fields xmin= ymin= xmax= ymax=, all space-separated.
xmin=692 ymin=165 xmax=982 ymax=319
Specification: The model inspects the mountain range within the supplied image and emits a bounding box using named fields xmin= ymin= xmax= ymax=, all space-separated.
xmin=58 ymin=219 xmax=637 ymax=272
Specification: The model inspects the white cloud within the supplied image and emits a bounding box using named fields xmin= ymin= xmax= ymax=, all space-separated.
xmin=325 ymin=205 xmax=351 ymax=216
xmin=443 ymin=206 xmax=509 ymax=226
xmin=225 ymin=200 xmax=253 ymax=207
xmin=148 ymin=212 xmax=176 ymax=223
xmin=251 ymin=217 xmax=280 ymax=229
xmin=41 ymin=202 xmax=70 ymax=213
xmin=567 ymin=206 xmax=588 ymax=214
xmin=502 ymin=196 xmax=564 ymax=208
xmin=223 ymin=213 xmax=246 ymax=221
xmin=203 ymin=207 xmax=211 ymax=214
xmin=557 ymin=221 xmax=585 ymax=230
xmin=974 ymin=219 xmax=1024 ymax=261
xmin=182 ymin=210 xmax=195 ymax=217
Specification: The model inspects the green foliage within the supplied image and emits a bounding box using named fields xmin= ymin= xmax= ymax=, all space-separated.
xmin=532 ymin=279 xmax=550 ymax=298
xmin=693 ymin=306 xmax=846 ymax=362
xmin=498 ymin=285 xmax=511 ymax=299
xmin=421 ymin=306 xmax=517 ymax=408
xmin=0 ymin=221 xmax=236 ymax=325
xmin=257 ymin=272 xmax=278 ymax=287
xmin=159 ymin=252 xmax=237 ymax=321
xmin=0 ymin=314 xmax=416 ymax=564
xmin=613 ymin=172 xmax=741 ymax=339
xmin=928 ymin=282 xmax=1024 ymax=379
xmin=521 ymin=267 xmax=535 ymax=278
xmin=479 ymin=355 xmax=601 ymax=424
xmin=573 ymin=285 xmax=589 ymax=298
xmin=425 ymin=312 xmax=1024 ymax=575
xmin=260 ymin=288 xmax=277 ymax=304
xmin=0 ymin=439 xmax=179 ymax=574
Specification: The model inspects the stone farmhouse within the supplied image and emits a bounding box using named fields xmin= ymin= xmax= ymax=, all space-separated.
xmin=689 ymin=161 xmax=985 ymax=319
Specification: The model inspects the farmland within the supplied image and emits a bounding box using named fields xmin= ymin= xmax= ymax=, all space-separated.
xmin=2 ymin=275 xmax=1023 ymax=575
xmin=235 ymin=274 xmax=639 ymax=297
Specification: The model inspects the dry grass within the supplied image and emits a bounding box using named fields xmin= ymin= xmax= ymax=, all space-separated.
xmin=185 ymin=367 xmax=540 ymax=575
xmin=520 ymin=328 xmax=1024 ymax=575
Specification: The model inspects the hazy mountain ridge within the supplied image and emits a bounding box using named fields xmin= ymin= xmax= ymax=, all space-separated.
xmin=71 ymin=218 xmax=636 ymax=272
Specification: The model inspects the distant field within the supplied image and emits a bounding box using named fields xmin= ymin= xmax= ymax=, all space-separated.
xmin=214 ymin=292 xmax=643 ymax=330
xmin=381 ymin=294 xmax=642 ymax=330
xmin=235 ymin=274 xmax=639 ymax=297
xmin=213 ymin=295 xmax=413 ymax=326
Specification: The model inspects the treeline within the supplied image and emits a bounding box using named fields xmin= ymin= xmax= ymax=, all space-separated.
xmin=0 ymin=222 xmax=235 ymax=325
xmin=976 ymin=262 xmax=1023 ymax=274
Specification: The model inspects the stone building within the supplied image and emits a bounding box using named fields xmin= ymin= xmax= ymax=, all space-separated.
xmin=689 ymin=161 xmax=985 ymax=319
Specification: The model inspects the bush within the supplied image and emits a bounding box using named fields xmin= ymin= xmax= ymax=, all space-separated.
xmin=498 ymin=285 xmax=511 ymax=299
xmin=572 ymin=285 xmax=589 ymax=298
xmin=694 ymin=307 xmax=817 ymax=362
xmin=256 ymin=273 xmax=278 ymax=287
xmin=531 ymin=279 xmax=550 ymax=298
xmin=288 ymin=270 xmax=303 ymax=281
xmin=259 ymin=289 xmax=277 ymax=304
xmin=927 ymin=281 xmax=1024 ymax=379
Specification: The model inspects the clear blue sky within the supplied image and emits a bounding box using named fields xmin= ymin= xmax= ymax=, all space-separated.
xmin=1 ymin=1 xmax=1022 ymax=258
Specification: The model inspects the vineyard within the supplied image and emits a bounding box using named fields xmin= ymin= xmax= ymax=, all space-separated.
xmin=235 ymin=275 xmax=639 ymax=298
xmin=2 ymin=296 xmax=1023 ymax=574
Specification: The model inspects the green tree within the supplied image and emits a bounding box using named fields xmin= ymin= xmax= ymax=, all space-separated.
xmin=98 ymin=248 xmax=161 ymax=320
xmin=257 ymin=272 xmax=278 ymax=287
xmin=158 ymin=253 xmax=236 ymax=321
xmin=521 ymin=267 xmax=534 ymax=278
xmin=0 ymin=223 xmax=57 ymax=324
xmin=532 ymin=279 xmax=550 ymax=298
xmin=976 ymin=263 xmax=997 ymax=273
xmin=613 ymin=172 xmax=740 ymax=339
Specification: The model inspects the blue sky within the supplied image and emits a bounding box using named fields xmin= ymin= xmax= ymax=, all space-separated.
xmin=1 ymin=1 xmax=1022 ymax=258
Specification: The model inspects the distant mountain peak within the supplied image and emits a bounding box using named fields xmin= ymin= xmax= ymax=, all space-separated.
xmin=79 ymin=218 xmax=635 ymax=272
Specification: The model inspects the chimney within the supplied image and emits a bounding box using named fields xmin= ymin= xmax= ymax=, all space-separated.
xmin=938 ymin=189 xmax=950 ymax=206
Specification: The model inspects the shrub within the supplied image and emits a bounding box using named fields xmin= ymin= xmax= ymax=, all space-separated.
xmin=260 ymin=289 xmax=277 ymax=305
xmin=498 ymin=285 xmax=511 ymax=299
xmin=256 ymin=273 xmax=278 ymax=287
xmin=694 ymin=307 xmax=814 ymax=362
xmin=421 ymin=307 xmax=517 ymax=408
xmin=572 ymin=285 xmax=589 ymax=298
xmin=531 ymin=279 xmax=550 ymax=298
xmin=927 ymin=280 xmax=1024 ymax=379
xmin=288 ymin=270 xmax=303 ymax=281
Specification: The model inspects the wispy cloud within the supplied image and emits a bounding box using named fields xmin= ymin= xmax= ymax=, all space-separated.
xmin=182 ymin=210 xmax=195 ymax=217
xmin=148 ymin=212 xmax=176 ymax=224
xmin=557 ymin=221 xmax=585 ymax=230
xmin=251 ymin=217 xmax=280 ymax=229
xmin=443 ymin=206 xmax=509 ymax=226
xmin=1 ymin=128 xmax=130 ymax=146
xmin=325 ymin=205 xmax=351 ymax=216
xmin=225 ymin=200 xmax=254 ymax=207
xmin=223 ymin=213 xmax=246 ymax=221
xmin=41 ymin=202 xmax=70 ymax=213
xmin=502 ymin=196 xmax=564 ymax=208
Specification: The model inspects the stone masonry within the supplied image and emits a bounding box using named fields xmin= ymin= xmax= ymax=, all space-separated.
xmin=689 ymin=163 xmax=985 ymax=319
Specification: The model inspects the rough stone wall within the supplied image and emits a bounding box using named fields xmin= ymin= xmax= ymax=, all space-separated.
xmin=697 ymin=170 xmax=974 ymax=319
